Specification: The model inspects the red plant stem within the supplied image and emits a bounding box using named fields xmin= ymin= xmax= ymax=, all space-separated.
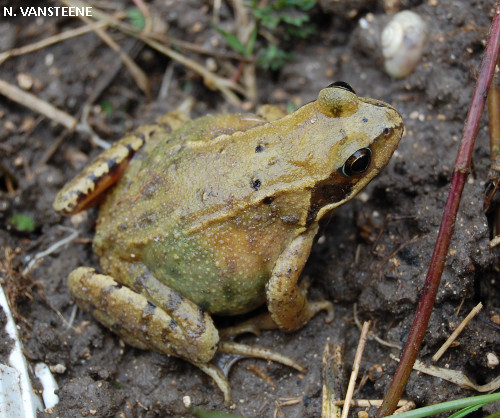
xmin=376 ymin=4 xmax=500 ymax=417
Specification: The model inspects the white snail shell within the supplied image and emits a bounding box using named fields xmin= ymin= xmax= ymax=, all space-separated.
xmin=381 ymin=10 xmax=427 ymax=78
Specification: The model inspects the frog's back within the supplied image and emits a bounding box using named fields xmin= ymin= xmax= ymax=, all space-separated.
xmin=93 ymin=112 xmax=311 ymax=315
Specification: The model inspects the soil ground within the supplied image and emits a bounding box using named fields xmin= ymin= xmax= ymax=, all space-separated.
xmin=1 ymin=0 xmax=500 ymax=417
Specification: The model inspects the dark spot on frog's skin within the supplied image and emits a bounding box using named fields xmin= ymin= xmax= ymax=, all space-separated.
xmin=111 ymin=323 xmax=122 ymax=331
xmin=255 ymin=144 xmax=264 ymax=153
xmin=169 ymin=318 xmax=178 ymax=329
xmin=251 ymin=179 xmax=261 ymax=190
xmin=263 ymin=196 xmax=274 ymax=204
xmin=146 ymin=300 xmax=156 ymax=309
xmin=362 ymin=117 xmax=368 ymax=123
xmin=281 ymin=215 xmax=300 ymax=225
xmin=112 ymin=283 xmax=123 ymax=289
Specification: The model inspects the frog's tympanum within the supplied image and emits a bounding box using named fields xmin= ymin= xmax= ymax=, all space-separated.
xmin=54 ymin=82 xmax=404 ymax=402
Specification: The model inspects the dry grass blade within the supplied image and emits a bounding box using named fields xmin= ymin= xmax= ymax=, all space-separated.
xmin=432 ymin=302 xmax=483 ymax=362
xmin=0 ymin=78 xmax=77 ymax=130
xmin=391 ymin=355 xmax=500 ymax=393
xmin=341 ymin=321 xmax=370 ymax=418
xmin=63 ymin=0 xmax=247 ymax=106
xmin=334 ymin=400 xmax=411 ymax=408
xmin=60 ymin=1 xmax=150 ymax=99
xmin=0 ymin=20 xmax=108 ymax=66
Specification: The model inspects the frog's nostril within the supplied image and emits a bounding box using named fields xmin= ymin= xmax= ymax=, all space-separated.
xmin=383 ymin=127 xmax=392 ymax=137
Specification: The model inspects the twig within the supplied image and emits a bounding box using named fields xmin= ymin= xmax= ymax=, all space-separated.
xmin=60 ymin=1 xmax=151 ymax=99
xmin=342 ymin=321 xmax=370 ymax=418
xmin=321 ymin=343 xmax=343 ymax=418
xmin=0 ymin=78 xmax=77 ymax=130
xmin=432 ymin=302 xmax=483 ymax=362
xmin=0 ymin=20 xmax=108 ymax=65
xmin=334 ymin=400 xmax=410 ymax=408
xmin=63 ymin=0 xmax=247 ymax=106
xmin=22 ymin=227 xmax=79 ymax=276
xmin=376 ymin=4 xmax=500 ymax=414
xmin=353 ymin=304 xmax=402 ymax=349
xmin=391 ymin=354 xmax=500 ymax=392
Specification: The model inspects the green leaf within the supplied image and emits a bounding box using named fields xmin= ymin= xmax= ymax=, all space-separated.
xmin=99 ymin=101 xmax=114 ymax=117
xmin=125 ymin=8 xmax=145 ymax=30
xmin=213 ymin=25 xmax=250 ymax=56
xmin=9 ymin=214 xmax=35 ymax=233
xmin=257 ymin=44 xmax=293 ymax=70
xmin=449 ymin=404 xmax=488 ymax=418
xmin=386 ymin=392 xmax=500 ymax=418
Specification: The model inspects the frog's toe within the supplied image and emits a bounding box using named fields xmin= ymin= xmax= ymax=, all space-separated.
xmin=219 ymin=311 xmax=278 ymax=339
xmin=195 ymin=362 xmax=231 ymax=405
xmin=218 ymin=341 xmax=305 ymax=373
xmin=309 ymin=300 xmax=335 ymax=324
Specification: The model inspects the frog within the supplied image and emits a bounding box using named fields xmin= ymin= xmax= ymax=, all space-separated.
xmin=53 ymin=82 xmax=404 ymax=403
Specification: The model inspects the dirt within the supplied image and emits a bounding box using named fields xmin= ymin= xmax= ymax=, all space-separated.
xmin=1 ymin=0 xmax=500 ymax=417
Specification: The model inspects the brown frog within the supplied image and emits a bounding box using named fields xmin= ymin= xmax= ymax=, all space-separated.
xmin=53 ymin=82 xmax=404 ymax=402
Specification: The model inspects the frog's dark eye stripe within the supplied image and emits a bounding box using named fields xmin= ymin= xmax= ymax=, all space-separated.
xmin=341 ymin=148 xmax=372 ymax=177
xmin=327 ymin=81 xmax=356 ymax=95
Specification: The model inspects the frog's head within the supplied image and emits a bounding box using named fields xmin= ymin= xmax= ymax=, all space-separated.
xmin=307 ymin=82 xmax=404 ymax=223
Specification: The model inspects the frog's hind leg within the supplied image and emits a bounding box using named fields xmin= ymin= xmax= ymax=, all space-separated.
xmin=53 ymin=110 xmax=191 ymax=216
xmin=68 ymin=266 xmax=236 ymax=401
xmin=68 ymin=266 xmax=218 ymax=363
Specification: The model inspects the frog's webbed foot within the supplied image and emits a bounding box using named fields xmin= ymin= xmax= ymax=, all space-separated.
xmin=193 ymin=341 xmax=304 ymax=405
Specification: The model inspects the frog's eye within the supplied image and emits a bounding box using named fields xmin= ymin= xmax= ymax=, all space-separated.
xmin=326 ymin=81 xmax=356 ymax=95
xmin=341 ymin=148 xmax=372 ymax=176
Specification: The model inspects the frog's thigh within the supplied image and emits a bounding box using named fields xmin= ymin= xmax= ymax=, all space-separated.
xmin=68 ymin=267 xmax=218 ymax=364
xmin=266 ymin=224 xmax=334 ymax=332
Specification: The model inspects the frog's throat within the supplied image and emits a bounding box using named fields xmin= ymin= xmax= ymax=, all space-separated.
xmin=315 ymin=200 xmax=349 ymax=220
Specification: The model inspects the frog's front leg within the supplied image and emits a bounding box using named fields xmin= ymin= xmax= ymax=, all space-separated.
xmin=266 ymin=223 xmax=334 ymax=332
